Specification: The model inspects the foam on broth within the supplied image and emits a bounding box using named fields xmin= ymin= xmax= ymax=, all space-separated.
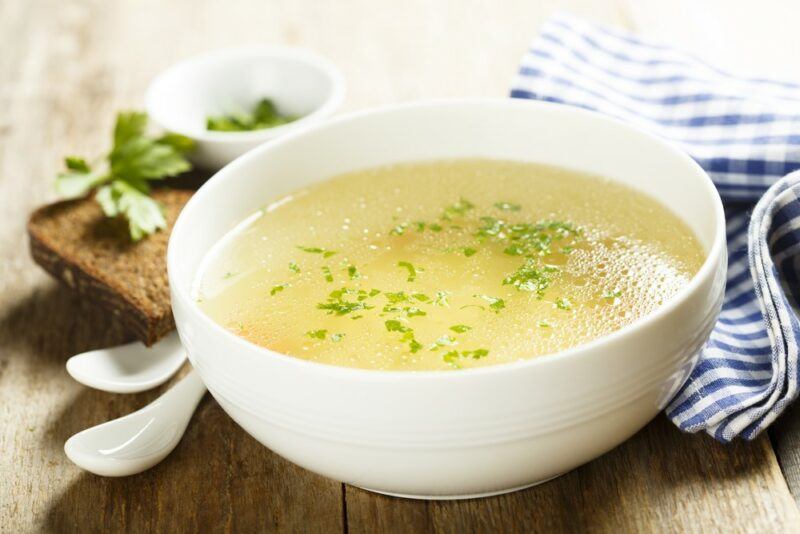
xmin=196 ymin=159 xmax=705 ymax=371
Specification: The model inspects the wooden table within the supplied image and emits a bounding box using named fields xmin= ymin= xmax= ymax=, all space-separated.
xmin=3 ymin=1 xmax=800 ymax=531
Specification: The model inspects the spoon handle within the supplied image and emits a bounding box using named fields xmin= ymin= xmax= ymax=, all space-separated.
xmin=64 ymin=369 xmax=208 ymax=477
xmin=164 ymin=369 xmax=207 ymax=410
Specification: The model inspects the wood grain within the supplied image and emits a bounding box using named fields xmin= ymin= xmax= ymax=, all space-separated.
xmin=2 ymin=0 xmax=800 ymax=532
xmin=346 ymin=417 xmax=800 ymax=533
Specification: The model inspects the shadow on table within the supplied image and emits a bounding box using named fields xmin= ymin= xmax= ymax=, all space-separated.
xmin=0 ymin=283 xmax=133 ymax=370
xmin=43 ymin=407 xmax=788 ymax=533
xmin=43 ymin=397 xmax=345 ymax=533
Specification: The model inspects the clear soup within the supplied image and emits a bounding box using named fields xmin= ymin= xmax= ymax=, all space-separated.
xmin=196 ymin=159 xmax=705 ymax=371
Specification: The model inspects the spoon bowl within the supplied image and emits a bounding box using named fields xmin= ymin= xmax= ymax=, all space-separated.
xmin=64 ymin=370 xmax=207 ymax=476
xmin=66 ymin=333 xmax=186 ymax=393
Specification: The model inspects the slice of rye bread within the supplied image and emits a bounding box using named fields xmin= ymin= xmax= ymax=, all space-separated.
xmin=27 ymin=188 xmax=194 ymax=346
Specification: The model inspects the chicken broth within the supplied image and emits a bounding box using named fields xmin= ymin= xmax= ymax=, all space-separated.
xmin=196 ymin=159 xmax=705 ymax=371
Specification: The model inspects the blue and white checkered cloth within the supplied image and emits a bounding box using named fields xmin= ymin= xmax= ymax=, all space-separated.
xmin=511 ymin=13 xmax=800 ymax=442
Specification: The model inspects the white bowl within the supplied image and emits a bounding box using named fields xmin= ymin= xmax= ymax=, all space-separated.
xmin=168 ymin=99 xmax=727 ymax=499
xmin=145 ymin=46 xmax=345 ymax=170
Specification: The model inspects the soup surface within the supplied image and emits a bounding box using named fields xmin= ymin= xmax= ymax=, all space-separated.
xmin=196 ymin=159 xmax=705 ymax=371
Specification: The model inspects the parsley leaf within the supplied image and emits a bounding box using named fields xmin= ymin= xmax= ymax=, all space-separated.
xmin=206 ymin=98 xmax=298 ymax=132
xmin=95 ymin=180 xmax=168 ymax=241
xmin=55 ymin=111 xmax=194 ymax=241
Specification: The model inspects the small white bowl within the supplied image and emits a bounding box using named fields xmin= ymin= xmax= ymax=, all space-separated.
xmin=145 ymin=46 xmax=345 ymax=170
xmin=168 ymin=100 xmax=727 ymax=499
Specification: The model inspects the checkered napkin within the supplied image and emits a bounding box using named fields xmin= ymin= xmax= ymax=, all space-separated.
xmin=511 ymin=13 xmax=800 ymax=441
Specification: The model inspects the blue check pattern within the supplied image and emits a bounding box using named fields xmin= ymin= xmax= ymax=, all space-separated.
xmin=511 ymin=13 xmax=800 ymax=441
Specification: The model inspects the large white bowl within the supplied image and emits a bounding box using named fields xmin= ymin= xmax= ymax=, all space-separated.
xmin=168 ymin=99 xmax=727 ymax=499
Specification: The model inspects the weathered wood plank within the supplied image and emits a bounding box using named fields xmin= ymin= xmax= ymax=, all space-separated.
xmin=346 ymin=416 xmax=800 ymax=533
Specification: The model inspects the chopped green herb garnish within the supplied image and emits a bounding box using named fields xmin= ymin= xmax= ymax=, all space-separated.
xmin=602 ymin=290 xmax=622 ymax=301
xmin=306 ymin=329 xmax=327 ymax=340
xmin=441 ymin=198 xmax=475 ymax=220
xmin=478 ymin=218 xmax=581 ymax=258
xmin=411 ymin=293 xmax=430 ymax=302
xmin=443 ymin=351 xmax=461 ymax=367
xmin=385 ymin=320 xmax=410 ymax=333
xmin=347 ymin=265 xmax=361 ymax=280
xmin=397 ymin=261 xmax=420 ymax=282
xmin=494 ymin=201 xmax=521 ymax=212
xmin=537 ymin=320 xmax=551 ymax=328
xmin=270 ymin=283 xmax=288 ymax=296
xmin=331 ymin=333 xmax=345 ymax=342
xmin=462 ymin=247 xmax=477 ymax=257
xmin=429 ymin=223 xmax=443 ymax=232
xmin=450 ymin=324 xmax=472 ymax=333
xmin=384 ymin=291 xmax=409 ymax=304
xmin=321 ymin=266 xmax=334 ymax=283
xmin=503 ymin=258 xmax=551 ymax=297
xmin=475 ymin=294 xmax=505 ymax=312
xmin=288 ymin=261 xmax=301 ymax=274
xmin=434 ymin=291 xmax=451 ymax=307
xmin=443 ymin=348 xmax=490 ymax=367
xmin=434 ymin=335 xmax=457 ymax=347
xmin=555 ymin=297 xmax=572 ymax=310
xmin=413 ymin=221 xmax=427 ymax=232
xmin=384 ymin=320 xmax=423 ymax=353
xmin=390 ymin=223 xmax=408 ymax=236
xmin=206 ymin=98 xmax=298 ymax=132
xmin=317 ymin=287 xmax=375 ymax=316
xmin=297 ymin=246 xmax=337 ymax=258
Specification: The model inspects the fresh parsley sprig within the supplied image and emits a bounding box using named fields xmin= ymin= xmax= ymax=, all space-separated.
xmin=55 ymin=111 xmax=195 ymax=241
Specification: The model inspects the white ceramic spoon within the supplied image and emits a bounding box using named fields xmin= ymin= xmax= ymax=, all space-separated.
xmin=64 ymin=370 xmax=207 ymax=476
xmin=66 ymin=332 xmax=186 ymax=393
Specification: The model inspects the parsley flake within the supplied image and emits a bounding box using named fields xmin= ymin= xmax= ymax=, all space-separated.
xmin=475 ymin=294 xmax=505 ymax=312
xmin=298 ymin=246 xmax=337 ymax=258
xmin=397 ymin=261 xmax=420 ymax=282
xmin=270 ymin=284 xmax=288 ymax=296
xmin=555 ymin=297 xmax=572 ymax=310
xmin=306 ymin=329 xmax=327 ymax=340
xmin=441 ymin=198 xmax=475 ymax=220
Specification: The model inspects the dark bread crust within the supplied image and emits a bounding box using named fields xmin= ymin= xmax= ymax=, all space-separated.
xmin=27 ymin=188 xmax=193 ymax=346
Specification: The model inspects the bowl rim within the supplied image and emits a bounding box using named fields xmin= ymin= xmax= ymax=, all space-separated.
xmin=144 ymin=44 xmax=346 ymax=144
xmin=168 ymin=98 xmax=727 ymax=380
